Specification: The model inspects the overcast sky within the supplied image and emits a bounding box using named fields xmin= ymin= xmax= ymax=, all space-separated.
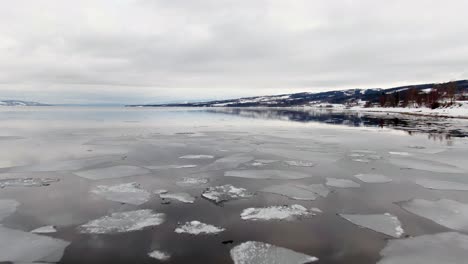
xmin=1 ymin=0 xmax=467 ymax=104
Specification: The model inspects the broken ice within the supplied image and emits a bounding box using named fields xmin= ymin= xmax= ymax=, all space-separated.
xmin=179 ymin=155 xmax=214 ymax=159
xmin=74 ymin=165 xmax=150 ymax=180
xmin=0 ymin=178 xmax=59 ymax=188
xmin=284 ymin=160 xmax=316 ymax=167
xmin=241 ymin=204 xmax=316 ymax=221
xmin=31 ymin=225 xmax=57 ymax=234
xmin=339 ymin=213 xmax=404 ymax=238
xmin=0 ymin=226 xmax=70 ymax=263
xmin=203 ymin=154 xmax=253 ymax=170
xmin=91 ymin=182 xmax=151 ymax=205
xmin=413 ymin=178 xmax=468 ymax=191
xmin=202 ymin=184 xmax=253 ymax=203
xmin=176 ymin=177 xmax=209 ymax=186
xmin=354 ymin=173 xmax=392 ymax=183
xmin=148 ymin=250 xmax=170 ymax=261
xmin=389 ymin=157 xmax=465 ymax=173
xmin=230 ymin=241 xmax=318 ymax=264
xmin=260 ymin=183 xmax=329 ymax=200
xmin=0 ymin=199 xmax=19 ymax=221
xmin=225 ymin=170 xmax=310 ymax=180
xmin=146 ymin=164 xmax=198 ymax=170
xmin=79 ymin=209 xmax=165 ymax=234
xmin=326 ymin=178 xmax=360 ymax=188
xmin=160 ymin=192 xmax=195 ymax=203
xmin=378 ymin=232 xmax=468 ymax=264
xmin=400 ymin=199 xmax=468 ymax=232
xmin=174 ymin=221 xmax=225 ymax=235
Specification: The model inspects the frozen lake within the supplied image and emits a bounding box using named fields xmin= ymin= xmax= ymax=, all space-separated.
xmin=1 ymin=106 xmax=468 ymax=264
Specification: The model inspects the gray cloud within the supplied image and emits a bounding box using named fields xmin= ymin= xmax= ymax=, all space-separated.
xmin=0 ymin=0 xmax=467 ymax=104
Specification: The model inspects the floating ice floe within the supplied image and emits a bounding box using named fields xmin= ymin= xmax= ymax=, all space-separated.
xmin=389 ymin=151 xmax=412 ymax=156
xmin=389 ymin=157 xmax=465 ymax=173
xmin=260 ymin=184 xmax=329 ymax=200
xmin=176 ymin=177 xmax=209 ymax=186
xmin=284 ymin=160 xmax=316 ymax=167
xmin=352 ymin=158 xmax=370 ymax=163
xmin=91 ymin=182 xmax=151 ymax=205
xmin=230 ymin=241 xmax=318 ymax=264
xmin=225 ymin=170 xmax=310 ymax=180
xmin=15 ymin=156 xmax=116 ymax=172
xmin=0 ymin=178 xmax=59 ymax=188
xmin=175 ymin=221 xmax=225 ymax=235
xmin=203 ymin=154 xmax=254 ymax=170
xmin=400 ymin=199 xmax=468 ymax=232
xmin=31 ymin=225 xmax=57 ymax=234
xmin=251 ymin=160 xmax=278 ymax=167
xmin=154 ymin=189 xmax=168 ymax=194
xmin=0 ymin=226 xmax=70 ymax=263
xmin=326 ymin=178 xmax=360 ymax=188
xmin=241 ymin=205 xmax=317 ymax=221
xmin=0 ymin=199 xmax=19 ymax=221
xmin=354 ymin=173 xmax=392 ymax=183
xmin=146 ymin=164 xmax=198 ymax=170
xmin=352 ymin=150 xmax=377 ymax=154
xmin=160 ymin=192 xmax=195 ymax=203
xmin=148 ymin=250 xmax=170 ymax=261
xmin=79 ymin=209 xmax=165 ymax=234
xmin=339 ymin=213 xmax=404 ymax=238
xmin=412 ymin=179 xmax=468 ymax=191
xmin=179 ymin=155 xmax=214 ymax=159
xmin=74 ymin=165 xmax=150 ymax=180
xmin=202 ymin=185 xmax=253 ymax=203
xmin=378 ymin=232 xmax=468 ymax=264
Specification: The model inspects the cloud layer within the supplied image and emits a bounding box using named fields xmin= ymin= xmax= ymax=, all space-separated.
xmin=1 ymin=0 xmax=467 ymax=104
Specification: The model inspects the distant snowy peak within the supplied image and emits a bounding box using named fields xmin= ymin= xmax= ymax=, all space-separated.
xmin=0 ymin=100 xmax=48 ymax=106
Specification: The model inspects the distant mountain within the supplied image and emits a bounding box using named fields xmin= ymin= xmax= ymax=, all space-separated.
xmin=0 ymin=100 xmax=49 ymax=106
xmin=128 ymin=80 xmax=468 ymax=108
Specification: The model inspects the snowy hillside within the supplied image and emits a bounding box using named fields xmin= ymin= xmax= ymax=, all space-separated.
xmin=0 ymin=100 xmax=48 ymax=106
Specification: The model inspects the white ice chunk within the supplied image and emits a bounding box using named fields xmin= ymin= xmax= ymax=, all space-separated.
xmin=389 ymin=151 xmax=411 ymax=156
xmin=74 ymin=165 xmax=150 ymax=180
xmin=354 ymin=173 xmax=392 ymax=183
xmin=160 ymin=192 xmax=195 ymax=203
xmin=148 ymin=250 xmax=170 ymax=261
xmin=0 ymin=226 xmax=70 ymax=263
xmin=352 ymin=159 xmax=370 ymax=163
xmin=91 ymin=182 xmax=151 ymax=205
xmin=284 ymin=160 xmax=316 ymax=167
xmin=241 ymin=205 xmax=316 ymax=221
xmin=79 ymin=209 xmax=165 ymax=234
xmin=260 ymin=184 xmax=329 ymax=201
xmin=174 ymin=221 xmax=225 ymax=235
xmin=340 ymin=213 xmax=404 ymax=238
xmin=176 ymin=177 xmax=209 ymax=186
xmin=154 ymin=189 xmax=168 ymax=194
xmin=204 ymin=154 xmax=253 ymax=170
xmin=225 ymin=170 xmax=310 ymax=180
xmin=400 ymin=199 xmax=468 ymax=232
xmin=31 ymin=226 xmax=57 ymax=234
xmin=413 ymin=179 xmax=468 ymax=191
xmin=378 ymin=232 xmax=468 ymax=264
xmin=0 ymin=199 xmax=19 ymax=221
xmin=0 ymin=178 xmax=59 ymax=188
xmin=326 ymin=178 xmax=360 ymax=188
xmin=230 ymin=241 xmax=318 ymax=264
xmin=179 ymin=155 xmax=214 ymax=159
xmin=146 ymin=164 xmax=198 ymax=170
xmin=202 ymin=185 xmax=253 ymax=203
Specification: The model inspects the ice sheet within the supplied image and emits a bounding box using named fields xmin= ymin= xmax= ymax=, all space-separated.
xmin=179 ymin=155 xmax=214 ymax=159
xmin=203 ymin=154 xmax=253 ymax=170
xmin=230 ymin=241 xmax=318 ymax=264
xmin=340 ymin=213 xmax=404 ymax=238
xmin=0 ymin=226 xmax=70 ymax=263
xmin=148 ymin=250 xmax=170 ymax=261
xmin=0 ymin=178 xmax=59 ymax=188
xmin=31 ymin=226 xmax=57 ymax=234
xmin=390 ymin=157 xmax=465 ymax=173
xmin=202 ymin=185 xmax=253 ymax=203
xmin=413 ymin=179 xmax=468 ymax=191
xmin=225 ymin=170 xmax=310 ymax=179
xmin=176 ymin=177 xmax=209 ymax=186
xmin=91 ymin=182 xmax=151 ymax=205
xmin=378 ymin=232 xmax=468 ymax=264
xmin=284 ymin=160 xmax=316 ymax=167
xmin=174 ymin=221 xmax=225 ymax=235
xmin=146 ymin=164 xmax=198 ymax=170
xmin=74 ymin=165 xmax=150 ymax=180
xmin=0 ymin=199 xmax=19 ymax=221
xmin=354 ymin=173 xmax=392 ymax=183
xmin=79 ymin=209 xmax=165 ymax=234
xmin=260 ymin=184 xmax=329 ymax=200
xmin=160 ymin=192 xmax=195 ymax=203
xmin=241 ymin=205 xmax=316 ymax=221
xmin=326 ymin=178 xmax=360 ymax=188
xmin=400 ymin=199 xmax=468 ymax=232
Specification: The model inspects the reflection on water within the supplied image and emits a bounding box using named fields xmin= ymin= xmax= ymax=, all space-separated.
xmin=206 ymin=108 xmax=468 ymax=140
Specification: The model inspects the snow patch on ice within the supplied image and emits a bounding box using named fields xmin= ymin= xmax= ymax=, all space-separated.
xmin=230 ymin=241 xmax=318 ymax=264
xmin=241 ymin=204 xmax=316 ymax=221
xmin=174 ymin=221 xmax=225 ymax=235
xmin=202 ymin=185 xmax=253 ymax=203
xmin=91 ymin=182 xmax=150 ymax=205
xmin=326 ymin=178 xmax=360 ymax=188
xmin=340 ymin=213 xmax=404 ymax=238
xmin=79 ymin=209 xmax=165 ymax=234
xmin=354 ymin=173 xmax=392 ymax=183
xmin=160 ymin=192 xmax=195 ymax=203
